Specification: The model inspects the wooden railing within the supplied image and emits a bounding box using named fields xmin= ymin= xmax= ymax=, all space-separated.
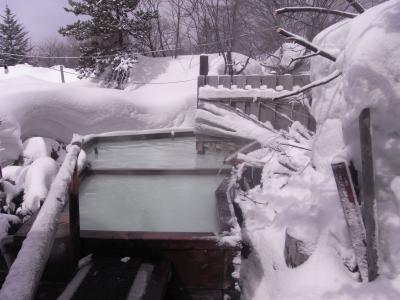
xmin=0 ymin=137 xmax=82 ymax=300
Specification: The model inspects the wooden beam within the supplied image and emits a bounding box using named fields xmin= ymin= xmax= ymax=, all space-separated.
xmin=200 ymin=55 xmax=209 ymax=76
xmin=359 ymin=108 xmax=378 ymax=281
xmin=331 ymin=161 xmax=368 ymax=282
xmin=69 ymin=162 xmax=81 ymax=267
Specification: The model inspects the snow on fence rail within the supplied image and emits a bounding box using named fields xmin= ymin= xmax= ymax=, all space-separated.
xmin=0 ymin=135 xmax=82 ymax=300
xmin=197 ymin=55 xmax=316 ymax=132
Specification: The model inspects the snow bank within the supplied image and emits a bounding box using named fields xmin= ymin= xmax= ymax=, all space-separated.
xmin=22 ymin=137 xmax=66 ymax=165
xmin=0 ymin=64 xmax=79 ymax=83
xmin=238 ymin=1 xmax=400 ymax=299
xmin=18 ymin=157 xmax=59 ymax=217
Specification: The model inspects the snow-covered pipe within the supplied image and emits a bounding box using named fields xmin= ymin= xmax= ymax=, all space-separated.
xmin=0 ymin=135 xmax=82 ymax=300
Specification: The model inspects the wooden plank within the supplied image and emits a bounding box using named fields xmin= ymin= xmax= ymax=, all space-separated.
xmin=259 ymin=100 xmax=276 ymax=126
xmin=331 ymin=161 xmax=368 ymax=281
xmin=90 ymin=130 xmax=194 ymax=145
xmin=275 ymin=103 xmax=293 ymax=130
xmin=197 ymin=75 xmax=206 ymax=88
xmin=246 ymin=75 xmax=261 ymax=88
xmin=199 ymin=97 xmax=253 ymax=102
xmin=142 ymin=260 xmax=171 ymax=300
xmin=69 ymin=163 xmax=80 ymax=268
xmin=250 ymin=102 xmax=260 ymax=120
xmin=278 ymin=74 xmax=294 ymax=91
xmin=359 ymin=108 xmax=378 ymax=281
xmin=72 ymin=257 xmax=142 ymax=300
xmin=89 ymin=168 xmax=230 ymax=176
xmin=293 ymin=74 xmax=310 ymax=87
xmin=232 ymin=75 xmax=246 ymax=89
xmin=206 ymin=76 xmax=219 ymax=87
xmin=219 ymin=75 xmax=232 ymax=88
xmin=261 ymin=75 xmax=277 ymax=89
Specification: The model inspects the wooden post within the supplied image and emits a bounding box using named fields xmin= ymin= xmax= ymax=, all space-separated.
xmin=332 ymin=161 xmax=368 ymax=281
xmin=69 ymin=162 xmax=80 ymax=267
xmin=359 ymin=108 xmax=378 ymax=281
xmin=200 ymin=55 xmax=209 ymax=76
xmin=0 ymin=166 xmax=4 ymax=207
xmin=60 ymin=65 xmax=65 ymax=84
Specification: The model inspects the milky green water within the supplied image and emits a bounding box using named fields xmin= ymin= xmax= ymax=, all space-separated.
xmin=79 ymin=174 xmax=222 ymax=232
xmin=85 ymin=137 xmax=228 ymax=170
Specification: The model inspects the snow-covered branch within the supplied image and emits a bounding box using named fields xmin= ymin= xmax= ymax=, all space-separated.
xmin=277 ymin=28 xmax=337 ymax=62
xmin=275 ymin=7 xmax=357 ymax=19
xmin=272 ymin=70 xmax=342 ymax=101
xmin=290 ymin=51 xmax=321 ymax=65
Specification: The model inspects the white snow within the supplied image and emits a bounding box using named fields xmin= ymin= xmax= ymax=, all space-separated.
xmin=236 ymin=1 xmax=400 ymax=299
xmin=18 ymin=157 xmax=59 ymax=217
xmin=0 ymin=140 xmax=81 ymax=300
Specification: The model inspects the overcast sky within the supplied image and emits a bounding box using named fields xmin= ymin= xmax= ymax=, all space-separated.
xmin=0 ymin=0 xmax=78 ymax=44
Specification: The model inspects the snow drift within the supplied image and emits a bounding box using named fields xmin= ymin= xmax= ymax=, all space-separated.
xmin=238 ymin=1 xmax=400 ymax=299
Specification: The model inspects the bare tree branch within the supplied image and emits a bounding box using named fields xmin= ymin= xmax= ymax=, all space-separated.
xmin=272 ymin=70 xmax=342 ymax=100
xmin=289 ymin=51 xmax=321 ymax=65
xmin=277 ymin=28 xmax=337 ymax=62
xmin=345 ymin=0 xmax=365 ymax=14
xmin=275 ymin=7 xmax=358 ymax=19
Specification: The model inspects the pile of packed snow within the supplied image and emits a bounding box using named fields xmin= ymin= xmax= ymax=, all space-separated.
xmin=237 ymin=1 xmax=400 ymax=299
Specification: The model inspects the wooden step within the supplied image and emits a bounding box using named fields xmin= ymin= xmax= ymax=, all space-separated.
xmin=58 ymin=257 xmax=170 ymax=300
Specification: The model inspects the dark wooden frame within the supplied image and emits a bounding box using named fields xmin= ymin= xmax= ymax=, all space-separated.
xmin=79 ymin=131 xmax=241 ymax=299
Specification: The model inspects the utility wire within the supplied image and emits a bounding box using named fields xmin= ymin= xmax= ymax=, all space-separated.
xmin=47 ymin=66 xmax=198 ymax=85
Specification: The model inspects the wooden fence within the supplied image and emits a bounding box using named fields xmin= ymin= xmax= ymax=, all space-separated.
xmin=197 ymin=55 xmax=316 ymax=131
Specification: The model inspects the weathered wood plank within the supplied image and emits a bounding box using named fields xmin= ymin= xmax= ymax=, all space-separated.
xmin=259 ymin=100 xmax=276 ymax=126
xmin=206 ymin=76 xmax=219 ymax=87
xmin=250 ymin=102 xmax=260 ymax=119
xmin=232 ymin=75 xmax=246 ymax=89
xmin=278 ymin=74 xmax=294 ymax=91
xmin=293 ymin=74 xmax=310 ymax=87
xmin=261 ymin=75 xmax=277 ymax=89
xmin=69 ymin=164 xmax=81 ymax=268
xmin=331 ymin=161 xmax=368 ymax=282
xmin=219 ymin=75 xmax=232 ymax=88
xmin=197 ymin=75 xmax=206 ymax=88
xmin=246 ymin=75 xmax=261 ymax=88
xmin=359 ymin=108 xmax=378 ymax=281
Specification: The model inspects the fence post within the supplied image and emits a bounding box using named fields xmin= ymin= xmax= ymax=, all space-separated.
xmin=198 ymin=55 xmax=209 ymax=107
xmin=0 ymin=166 xmax=4 ymax=206
xmin=60 ymin=65 xmax=65 ymax=84
xmin=200 ymin=55 xmax=209 ymax=76
xmin=69 ymin=160 xmax=80 ymax=268
xmin=359 ymin=108 xmax=378 ymax=281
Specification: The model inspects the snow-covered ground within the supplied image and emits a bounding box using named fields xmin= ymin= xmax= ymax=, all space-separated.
xmin=238 ymin=1 xmax=400 ymax=299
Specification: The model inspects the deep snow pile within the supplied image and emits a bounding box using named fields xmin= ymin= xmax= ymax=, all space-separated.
xmin=238 ymin=1 xmax=400 ymax=299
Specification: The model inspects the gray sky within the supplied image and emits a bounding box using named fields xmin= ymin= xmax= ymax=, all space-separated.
xmin=0 ymin=0 xmax=78 ymax=44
